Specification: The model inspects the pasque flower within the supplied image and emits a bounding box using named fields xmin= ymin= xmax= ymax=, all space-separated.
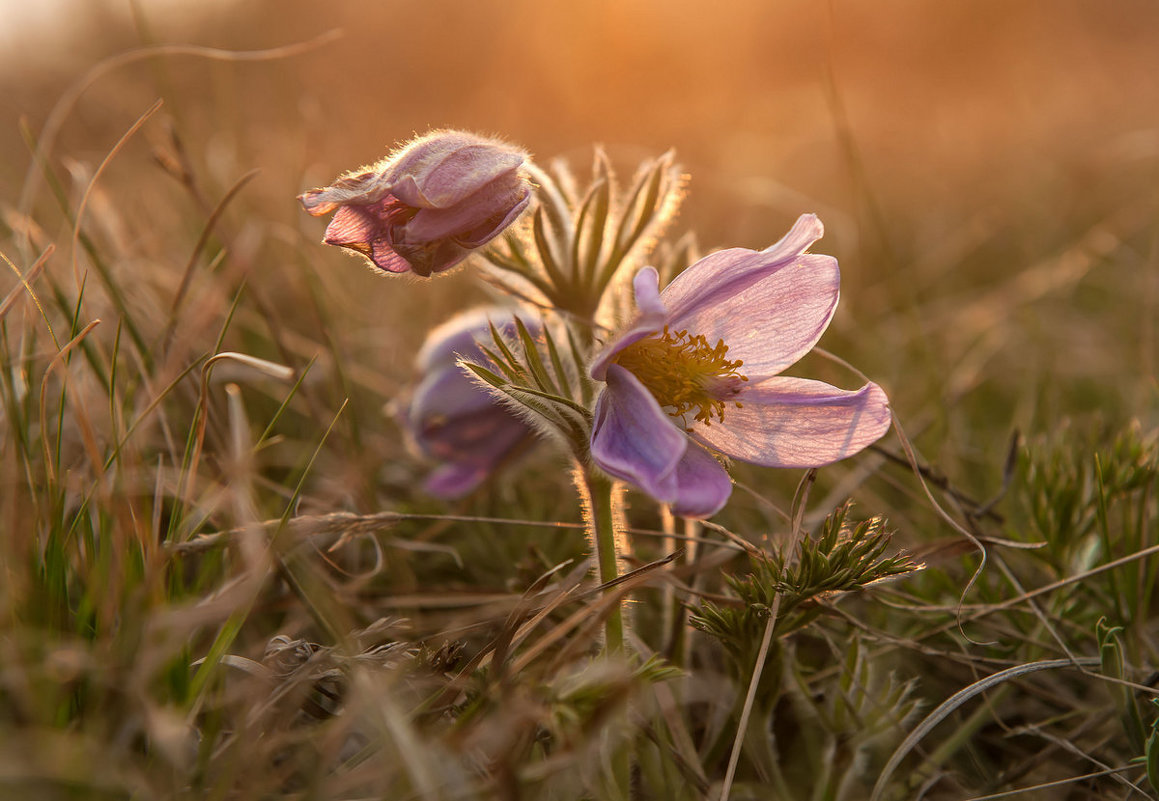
xmin=299 ymin=131 xmax=531 ymax=277
xmin=589 ymin=213 xmax=891 ymax=518
xmin=405 ymin=309 xmax=539 ymax=498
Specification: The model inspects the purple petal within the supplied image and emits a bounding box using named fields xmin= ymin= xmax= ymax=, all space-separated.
xmin=417 ymin=308 xmax=513 ymax=372
xmin=669 ymin=442 xmax=733 ymax=518
xmin=590 ymin=267 xmax=669 ymax=380
xmin=322 ymin=206 xmax=377 ymax=248
xmin=389 ymin=138 xmax=526 ymax=209
xmin=323 ymin=202 xmax=415 ymax=274
xmin=387 ymin=239 xmax=467 ymax=277
xmin=409 ymin=365 xmax=497 ymax=427
xmin=298 ymin=169 xmax=390 ymax=216
xmin=417 ymin=404 xmax=531 ymax=465
xmin=590 ymin=364 xmax=686 ymax=502
xmin=660 ymin=214 xmax=824 ymax=320
xmin=404 ymin=173 xmax=531 ymax=243
xmin=452 ymin=185 xmax=532 ymax=248
xmin=670 ymin=253 xmax=840 ymax=379
xmin=761 ymin=213 xmax=826 ymax=260
xmin=692 ymin=377 xmax=891 ymax=468
xmin=424 ymin=462 xmax=488 ymax=499
xmin=656 ymin=215 xmax=837 ymax=379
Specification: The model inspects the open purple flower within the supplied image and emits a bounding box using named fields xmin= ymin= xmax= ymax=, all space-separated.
xmin=589 ymin=214 xmax=891 ymax=518
xmin=299 ymin=131 xmax=531 ymax=277
xmin=405 ymin=309 xmax=538 ymax=498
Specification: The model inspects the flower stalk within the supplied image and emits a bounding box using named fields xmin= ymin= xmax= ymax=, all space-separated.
xmin=576 ymin=464 xmax=630 ymax=799
xmin=579 ymin=465 xmax=625 ymax=653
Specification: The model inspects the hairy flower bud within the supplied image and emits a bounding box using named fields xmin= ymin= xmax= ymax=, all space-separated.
xmin=300 ymin=131 xmax=531 ymax=277
xmin=403 ymin=309 xmax=539 ymax=498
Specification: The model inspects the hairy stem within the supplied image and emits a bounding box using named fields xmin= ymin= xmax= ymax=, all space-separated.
xmin=583 ymin=466 xmax=624 ymax=652
xmin=577 ymin=465 xmax=630 ymax=798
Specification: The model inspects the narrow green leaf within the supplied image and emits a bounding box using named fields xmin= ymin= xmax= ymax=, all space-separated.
xmin=1147 ymin=727 xmax=1159 ymax=793
xmin=513 ymin=316 xmax=553 ymax=393
xmin=460 ymin=360 xmax=507 ymax=389
xmin=565 ymin=324 xmax=594 ymax=408
xmin=532 ymin=206 xmax=571 ymax=294
xmin=573 ymin=168 xmax=611 ymax=289
xmin=486 ymin=323 xmax=529 ymax=382
xmin=477 ymin=344 xmax=525 ymax=384
xmin=541 ymin=324 xmax=573 ymax=400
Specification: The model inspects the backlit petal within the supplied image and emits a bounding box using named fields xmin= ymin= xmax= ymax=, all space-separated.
xmin=591 ymin=364 xmax=686 ymax=501
xmin=671 ymin=253 xmax=840 ymax=378
xmin=660 ymin=213 xmax=824 ymax=321
xmin=389 ymin=137 xmax=527 ymax=209
xmin=670 ymin=442 xmax=733 ymax=518
xmin=406 ymin=175 xmax=531 ymax=243
xmin=692 ymin=377 xmax=891 ymax=468
xmin=591 ymin=267 xmax=669 ymax=380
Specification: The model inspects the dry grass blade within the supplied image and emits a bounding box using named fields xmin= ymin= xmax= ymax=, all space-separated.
xmin=0 ymin=244 xmax=53 ymax=321
xmin=16 ymin=30 xmax=343 ymax=245
xmin=165 ymin=168 xmax=262 ymax=334
xmin=869 ymin=657 xmax=1101 ymax=801
xmin=961 ymin=765 xmax=1143 ymax=801
xmin=38 ymin=318 xmax=100 ymax=484
xmin=70 ymin=98 xmax=164 ymax=290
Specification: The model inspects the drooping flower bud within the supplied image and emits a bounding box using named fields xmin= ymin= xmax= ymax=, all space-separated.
xmin=300 ymin=131 xmax=531 ymax=277
xmin=403 ymin=309 xmax=539 ymax=498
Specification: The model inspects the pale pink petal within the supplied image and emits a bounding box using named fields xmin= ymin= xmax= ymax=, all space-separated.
xmin=369 ymin=240 xmax=417 ymax=274
xmin=761 ymin=213 xmax=826 ymax=260
xmin=322 ymin=202 xmax=415 ymax=274
xmin=452 ymin=187 xmax=532 ymax=247
xmin=396 ymin=143 xmax=528 ymax=208
xmin=405 ymin=176 xmax=531 ymax=243
xmin=670 ymin=442 xmax=733 ymax=518
xmin=298 ymin=169 xmax=389 ymax=216
xmin=590 ymin=267 xmax=669 ymax=380
xmin=590 ymin=364 xmax=687 ymax=502
xmin=660 ymin=213 xmax=824 ymax=321
xmin=322 ymin=206 xmax=378 ymax=247
xmin=671 ymin=253 xmax=840 ymax=378
xmin=692 ymin=377 xmax=891 ymax=468
xmin=389 ymin=135 xmax=526 ymax=208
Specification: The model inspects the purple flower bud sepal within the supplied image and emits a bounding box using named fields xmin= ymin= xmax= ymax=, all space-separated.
xmin=403 ymin=310 xmax=540 ymax=498
xmin=300 ymin=131 xmax=531 ymax=277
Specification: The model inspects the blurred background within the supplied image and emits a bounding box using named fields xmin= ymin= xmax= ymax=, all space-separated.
xmin=1 ymin=0 xmax=1156 ymax=497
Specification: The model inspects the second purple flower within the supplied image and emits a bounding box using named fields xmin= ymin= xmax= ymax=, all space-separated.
xmin=300 ymin=130 xmax=531 ymax=277
xmin=404 ymin=309 xmax=540 ymax=498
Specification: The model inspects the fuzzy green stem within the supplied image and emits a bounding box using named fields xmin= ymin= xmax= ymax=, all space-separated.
xmin=585 ymin=467 xmax=624 ymax=652
xmin=578 ymin=466 xmax=630 ymax=798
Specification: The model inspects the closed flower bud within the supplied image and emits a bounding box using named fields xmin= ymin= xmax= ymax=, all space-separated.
xmin=300 ymin=131 xmax=531 ymax=277
xmin=403 ymin=309 xmax=539 ymax=498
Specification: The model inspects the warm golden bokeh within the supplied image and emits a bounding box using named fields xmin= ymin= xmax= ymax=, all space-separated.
xmin=6 ymin=0 xmax=1158 ymax=240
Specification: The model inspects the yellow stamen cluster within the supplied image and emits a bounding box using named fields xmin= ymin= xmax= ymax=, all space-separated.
xmin=614 ymin=326 xmax=749 ymax=427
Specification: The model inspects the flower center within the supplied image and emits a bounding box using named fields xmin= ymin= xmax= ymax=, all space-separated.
xmin=614 ymin=326 xmax=749 ymax=427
